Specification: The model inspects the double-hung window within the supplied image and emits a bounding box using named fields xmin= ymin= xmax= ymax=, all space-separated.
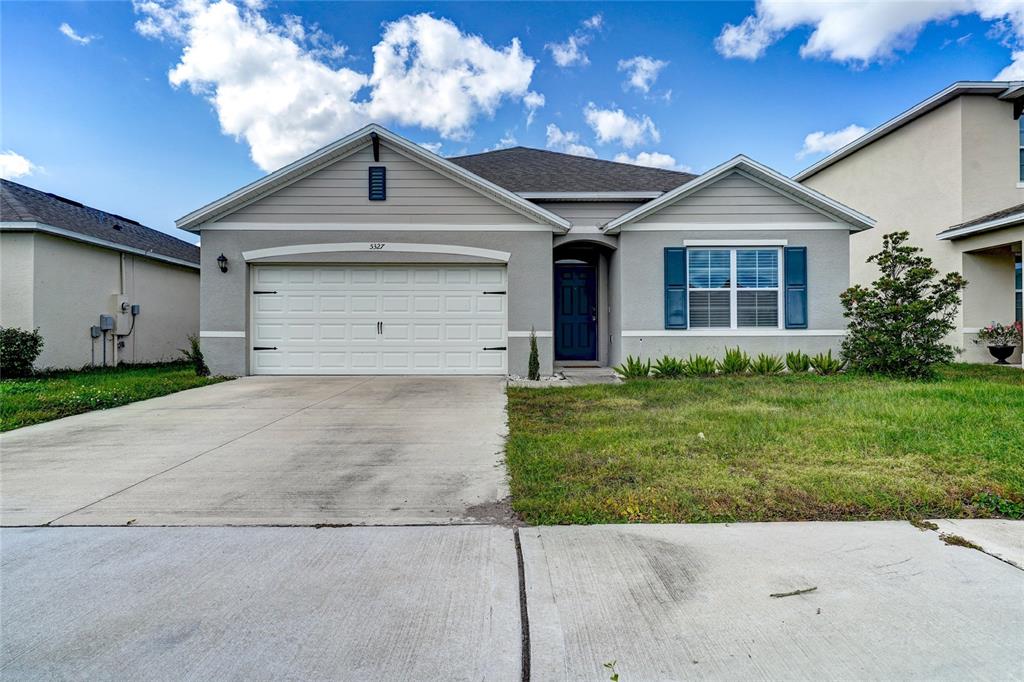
xmin=1019 ymin=117 xmax=1024 ymax=183
xmin=687 ymin=248 xmax=780 ymax=328
xmin=1016 ymin=254 xmax=1022 ymax=323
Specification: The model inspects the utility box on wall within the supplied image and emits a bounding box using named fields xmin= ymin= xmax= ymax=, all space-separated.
xmin=111 ymin=294 xmax=131 ymax=333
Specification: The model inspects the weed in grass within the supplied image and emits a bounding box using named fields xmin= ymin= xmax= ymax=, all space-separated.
xmin=718 ymin=347 xmax=751 ymax=374
xmin=752 ymin=353 xmax=785 ymax=375
xmin=786 ymin=351 xmax=811 ymax=373
xmin=652 ymin=356 xmax=686 ymax=379
xmin=972 ymin=492 xmax=1024 ymax=519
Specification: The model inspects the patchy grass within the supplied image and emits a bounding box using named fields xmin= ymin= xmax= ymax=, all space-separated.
xmin=1 ymin=363 xmax=230 ymax=431
xmin=506 ymin=364 xmax=1024 ymax=524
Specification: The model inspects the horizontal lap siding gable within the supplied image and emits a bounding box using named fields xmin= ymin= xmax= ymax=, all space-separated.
xmin=633 ymin=172 xmax=834 ymax=225
xmin=218 ymin=145 xmax=537 ymax=225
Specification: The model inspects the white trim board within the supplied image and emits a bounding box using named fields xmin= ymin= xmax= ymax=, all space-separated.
xmin=683 ymin=239 xmax=787 ymax=246
xmin=199 ymin=222 xmax=553 ymax=232
xmin=0 ymin=221 xmax=200 ymax=270
xmin=620 ymin=222 xmax=848 ymax=232
xmin=200 ymin=331 xmax=246 ymax=338
xmin=242 ymin=242 xmax=512 ymax=263
xmin=508 ymin=331 xmax=553 ymax=338
xmin=622 ymin=329 xmax=846 ymax=337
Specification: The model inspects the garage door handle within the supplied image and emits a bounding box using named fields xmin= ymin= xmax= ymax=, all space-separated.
xmin=253 ymin=290 xmax=277 ymax=295
xmin=482 ymin=346 xmax=507 ymax=351
xmin=253 ymin=346 xmax=278 ymax=351
xmin=482 ymin=291 xmax=506 ymax=295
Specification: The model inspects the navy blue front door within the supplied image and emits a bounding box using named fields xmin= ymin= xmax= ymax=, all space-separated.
xmin=555 ymin=264 xmax=597 ymax=361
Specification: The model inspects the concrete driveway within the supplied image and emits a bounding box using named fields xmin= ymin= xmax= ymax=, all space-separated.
xmin=0 ymin=376 xmax=509 ymax=526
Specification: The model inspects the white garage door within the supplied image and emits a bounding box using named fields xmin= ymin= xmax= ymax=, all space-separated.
xmin=251 ymin=265 xmax=507 ymax=375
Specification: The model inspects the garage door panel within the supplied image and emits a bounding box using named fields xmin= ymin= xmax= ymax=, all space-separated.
xmin=252 ymin=265 xmax=506 ymax=375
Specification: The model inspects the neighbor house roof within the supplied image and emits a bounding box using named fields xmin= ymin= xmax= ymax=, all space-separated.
xmin=177 ymin=124 xmax=571 ymax=232
xmin=937 ymin=202 xmax=1024 ymax=240
xmin=448 ymin=147 xmax=695 ymax=195
xmin=604 ymin=155 xmax=876 ymax=234
xmin=794 ymin=81 xmax=1024 ymax=182
xmin=0 ymin=179 xmax=199 ymax=268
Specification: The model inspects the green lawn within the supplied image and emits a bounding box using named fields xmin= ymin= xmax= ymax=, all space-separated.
xmin=1 ymin=363 xmax=230 ymax=432
xmin=506 ymin=364 xmax=1024 ymax=524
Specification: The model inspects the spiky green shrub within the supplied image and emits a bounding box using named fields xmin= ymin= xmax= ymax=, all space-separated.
xmin=527 ymin=328 xmax=540 ymax=380
xmin=810 ymin=350 xmax=845 ymax=375
xmin=751 ymin=353 xmax=785 ymax=375
xmin=717 ymin=347 xmax=751 ymax=375
xmin=682 ymin=355 xmax=717 ymax=377
xmin=179 ymin=334 xmax=210 ymax=377
xmin=785 ymin=351 xmax=811 ymax=373
xmin=614 ymin=355 xmax=651 ymax=380
xmin=652 ymin=356 xmax=686 ymax=379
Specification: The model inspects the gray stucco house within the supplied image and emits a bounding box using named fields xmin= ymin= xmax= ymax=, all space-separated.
xmin=1 ymin=180 xmax=199 ymax=370
xmin=180 ymin=125 xmax=873 ymax=377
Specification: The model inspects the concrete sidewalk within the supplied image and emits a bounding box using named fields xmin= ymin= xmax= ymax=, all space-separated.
xmin=0 ymin=526 xmax=520 ymax=681
xmin=521 ymin=522 xmax=1024 ymax=681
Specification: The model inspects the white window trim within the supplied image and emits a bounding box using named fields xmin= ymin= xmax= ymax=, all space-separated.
xmin=686 ymin=246 xmax=783 ymax=331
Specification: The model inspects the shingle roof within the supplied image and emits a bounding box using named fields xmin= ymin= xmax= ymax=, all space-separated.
xmin=940 ymin=202 xmax=1024 ymax=234
xmin=447 ymin=147 xmax=695 ymax=193
xmin=1 ymin=179 xmax=199 ymax=265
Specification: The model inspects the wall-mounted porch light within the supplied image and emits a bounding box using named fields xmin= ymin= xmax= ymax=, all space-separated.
xmin=217 ymin=253 xmax=228 ymax=273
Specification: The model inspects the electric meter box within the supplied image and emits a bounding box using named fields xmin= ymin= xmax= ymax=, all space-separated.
xmin=111 ymin=295 xmax=131 ymax=332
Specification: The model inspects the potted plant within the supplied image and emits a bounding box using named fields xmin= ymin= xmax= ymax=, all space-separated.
xmin=974 ymin=321 xmax=1023 ymax=364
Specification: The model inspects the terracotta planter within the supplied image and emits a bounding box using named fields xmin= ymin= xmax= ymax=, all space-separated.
xmin=987 ymin=345 xmax=1016 ymax=365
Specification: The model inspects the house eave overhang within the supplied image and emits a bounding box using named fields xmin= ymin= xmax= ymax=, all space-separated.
xmin=0 ymin=221 xmax=200 ymax=269
xmin=176 ymin=124 xmax=571 ymax=233
xmin=794 ymin=81 xmax=1024 ymax=182
xmin=602 ymin=155 xmax=876 ymax=234
xmin=937 ymin=211 xmax=1024 ymax=240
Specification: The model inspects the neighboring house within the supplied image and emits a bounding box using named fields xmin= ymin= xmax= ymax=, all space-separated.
xmin=0 ymin=180 xmax=200 ymax=369
xmin=180 ymin=124 xmax=872 ymax=377
xmin=798 ymin=81 xmax=1024 ymax=365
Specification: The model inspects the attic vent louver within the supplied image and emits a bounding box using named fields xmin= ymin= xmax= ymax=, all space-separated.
xmin=368 ymin=166 xmax=386 ymax=201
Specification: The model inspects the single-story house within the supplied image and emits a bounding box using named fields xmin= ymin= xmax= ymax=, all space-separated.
xmin=180 ymin=125 xmax=874 ymax=377
xmin=0 ymin=179 xmax=200 ymax=369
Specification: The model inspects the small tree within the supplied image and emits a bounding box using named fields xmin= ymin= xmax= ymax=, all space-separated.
xmin=0 ymin=327 xmax=44 ymax=377
xmin=527 ymin=327 xmax=540 ymax=380
xmin=840 ymin=231 xmax=966 ymax=378
xmin=180 ymin=334 xmax=210 ymax=376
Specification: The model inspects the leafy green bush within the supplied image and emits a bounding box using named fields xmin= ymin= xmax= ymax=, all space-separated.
xmin=840 ymin=231 xmax=967 ymax=378
xmin=717 ymin=347 xmax=751 ymax=374
xmin=652 ymin=355 xmax=686 ymax=379
xmin=614 ymin=355 xmax=651 ymax=379
xmin=810 ymin=350 xmax=845 ymax=375
xmin=0 ymin=327 xmax=44 ymax=378
xmin=528 ymin=328 xmax=540 ymax=380
xmin=785 ymin=351 xmax=811 ymax=373
xmin=682 ymin=355 xmax=717 ymax=377
xmin=179 ymin=334 xmax=210 ymax=377
xmin=751 ymin=353 xmax=785 ymax=375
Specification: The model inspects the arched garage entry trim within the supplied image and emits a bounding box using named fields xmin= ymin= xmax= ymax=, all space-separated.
xmin=241 ymin=242 xmax=512 ymax=263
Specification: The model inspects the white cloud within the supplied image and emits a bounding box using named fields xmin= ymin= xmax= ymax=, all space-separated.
xmin=583 ymin=103 xmax=659 ymax=148
xmin=546 ymin=13 xmax=603 ymax=67
xmin=418 ymin=141 xmax=443 ymax=154
xmin=0 ymin=151 xmax=39 ymax=179
xmin=545 ymin=124 xmax=596 ymax=157
xmin=523 ymin=90 xmax=545 ymax=125
xmin=613 ymin=151 xmax=689 ymax=171
xmin=617 ymin=56 xmax=668 ymax=93
xmin=796 ymin=124 xmax=868 ymax=159
xmin=59 ymin=22 xmax=97 ymax=45
xmin=715 ymin=0 xmax=1024 ymax=74
xmin=133 ymin=2 xmax=537 ymax=171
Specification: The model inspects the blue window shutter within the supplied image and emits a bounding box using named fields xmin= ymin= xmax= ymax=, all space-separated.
xmin=368 ymin=166 xmax=386 ymax=201
xmin=784 ymin=246 xmax=808 ymax=329
xmin=664 ymin=247 xmax=687 ymax=329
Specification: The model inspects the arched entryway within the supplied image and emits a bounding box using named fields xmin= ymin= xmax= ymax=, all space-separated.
xmin=552 ymin=240 xmax=616 ymax=367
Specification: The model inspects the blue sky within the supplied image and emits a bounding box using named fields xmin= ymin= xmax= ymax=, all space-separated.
xmin=2 ymin=1 xmax=1022 ymax=243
